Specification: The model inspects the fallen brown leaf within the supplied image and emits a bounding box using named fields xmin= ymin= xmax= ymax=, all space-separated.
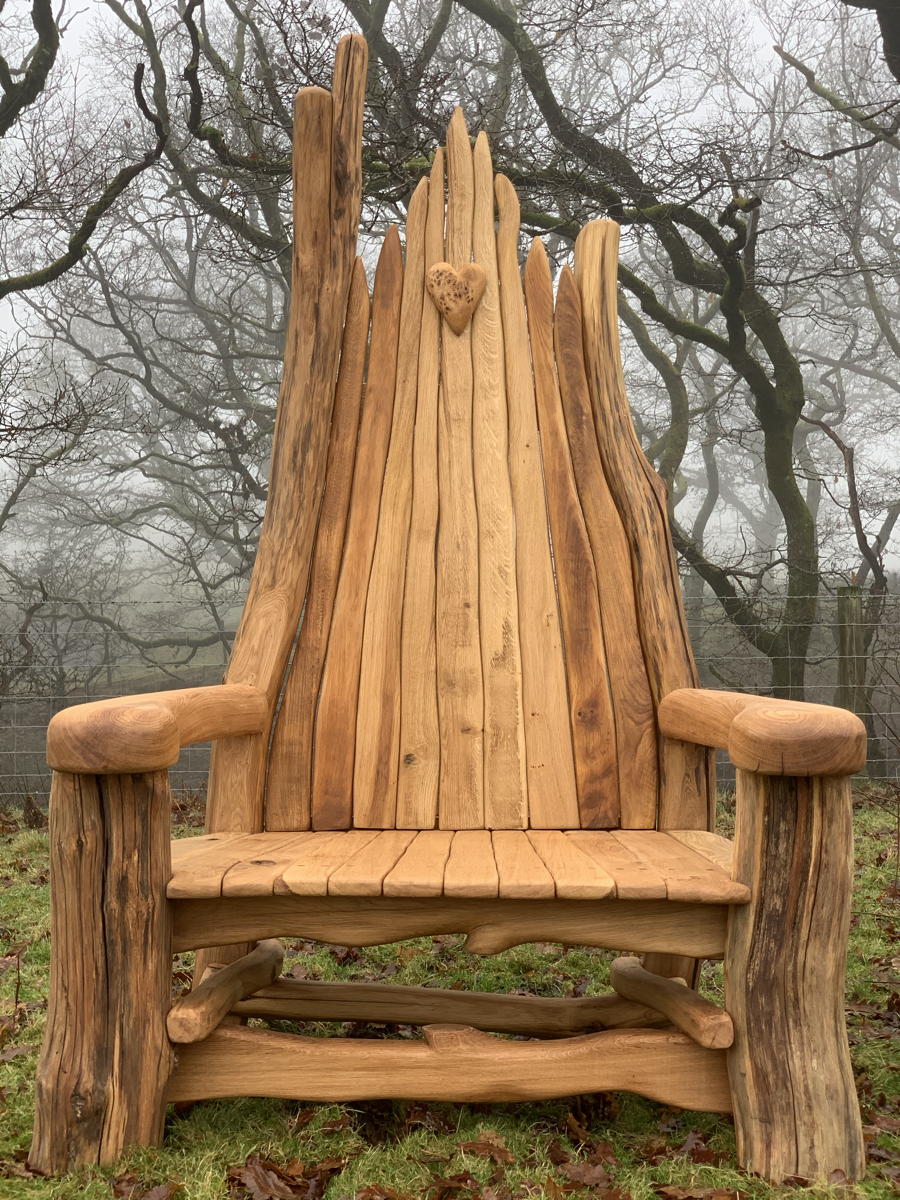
xmin=559 ymin=1160 xmax=612 ymax=1186
xmin=459 ymin=1131 xmax=515 ymax=1164
xmin=0 ymin=1043 xmax=36 ymax=1063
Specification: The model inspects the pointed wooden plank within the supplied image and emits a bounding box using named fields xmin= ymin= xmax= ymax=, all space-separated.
xmin=383 ymin=831 xmax=454 ymax=897
xmin=613 ymin=831 xmax=749 ymax=904
xmin=397 ymin=152 xmax=444 ymax=829
xmin=494 ymin=176 xmax=578 ymax=829
xmin=553 ymin=267 xmax=658 ymax=828
xmin=565 ymin=830 xmax=666 ymax=899
xmin=524 ymin=241 xmax=618 ymax=828
xmin=222 ymin=834 xmax=318 ymax=897
xmin=312 ymin=231 xmax=404 ymax=829
xmin=470 ymin=134 xmax=527 ymax=828
xmin=526 ymin=830 xmax=616 ymax=899
xmin=442 ymin=830 xmax=499 ymax=898
xmin=169 ymin=834 xmax=299 ymax=899
xmin=492 ymin=830 xmax=555 ymax=899
xmin=275 ymin=831 xmax=378 ymax=896
xmin=573 ymin=222 xmax=714 ymax=830
xmin=328 ymin=830 xmax=416 ymax=895
xmin=209 ymin=37 xmax=367 ymax=834
xmin=354 ymin=185 xmax=428 ymax=827
xmin=266 ymin=258 xmax=370 ymax=830
xmin=669 ymin=830 xmax=734 ymax=875
xmin=437 ymin=109 xmax=483 ymax=828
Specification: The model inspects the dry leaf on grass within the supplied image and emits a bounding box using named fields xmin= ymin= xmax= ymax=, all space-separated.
xmin=459 ymin=1132 xmax=515 ymax=1164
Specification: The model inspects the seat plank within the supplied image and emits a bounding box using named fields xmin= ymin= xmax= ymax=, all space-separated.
xmin=397 ymin=150 xmax=444 ymax=829
xmin=384 ymin=831 xmax=453 ymax=897
xmin=265 ymin=259 xmax=370 ymax=830
xmin=222 ymin=834 xmax=318 ymax=897
xmin=354 ymin=182 xmax=428 ymax=828
xmin=436 ymin=109 xmax=484 ymax=829
xmin=169 ymin=834 xmax=299 ymax=899
xmin=472 ymin=133 xmax=527 ymax=829
xmin=170 ymin=833 xmax=241 ymax=865
xmin=311 ymin=232 xmax=403 ymax=829
xmin=443 ymin=830 xmax=499 ymax=898
xmin=524 ymin=240 xmax=618 ymax=828
xmin=492 ymin=830 xmax=555 ymax=899
xmin=526 ymin=830 xmax=616 ymax=899
xmin=668 ymin=829 xmax=734 ymax=875
xmin=566 ymin=830 xmax=667 ymax=900
xmin=495 ymin=176 xmax=579 ymax=830
xmin=275 ymin=831 xmax=378 ymax=896
xmin=553 ymin=267 xmax=658 ymax=828
xmin=328 ymin=830 xmax=416 ymax=896
xmin=614 ymin=831 xmax=749 ymax=904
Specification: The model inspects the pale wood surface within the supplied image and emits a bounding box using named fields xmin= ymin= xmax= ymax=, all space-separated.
xmin=168 ymin=829 xmax=743 ymax=902
xmin=166 ymin=939 xmax=284 ymax=1044
xmin=171 ymin=894 xmax=729 ymax=958
xmin=265 ymin=259 xmax=370 ymax=829
xmin=230 ymin=977 xmax=665 ymax=1035
xmin=659 ymin=687 xmax=867 ymax=776
xmin=573 ymin=221 xmax=713 ymax=831
xmin=610 ymin=955 xmax=734 ymax=1049
xmin=495 ymin=175 xmax=579 ymax=829
xmin=311 ymin=230 xmax=403 ymax=829
xmin=31 ymin=772 xmax=174 ymax=1173
xmin=426 ymin=262 xmax=486 ymax=333
xmin=168 ymin=1024 xmax=731 ymax=1113
xmin=726 ymin=771 xmax=864 ymax=1182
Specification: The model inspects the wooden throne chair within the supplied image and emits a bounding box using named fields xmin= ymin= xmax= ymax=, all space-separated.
xmin=31 ymin=35 xmax=866 ymax=1184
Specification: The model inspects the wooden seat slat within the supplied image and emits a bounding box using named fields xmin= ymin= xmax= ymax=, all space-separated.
xmin=442 ymin=830 xmax=499 ymax=898
xmin=565 ymin=831 xmax=667 ymax=900
xmin=384 ymin=831 xmax=454 ymax=897
xmin=491 ymin=830 xmax=555 ymax=899
xmin=526 ymin=831 xmax=616 ymax=899
xmin=615 ymin=831 xmax=749 ymax=904
xmin=275 ymin=830 xmax=378 ymax=896
xmin=327 ymin=830 xmax=416 ymax=896
xmin=667 ymin=830 xmax=734 ymax=875
xmin=221 ymin=834 xmax=318 ymax=897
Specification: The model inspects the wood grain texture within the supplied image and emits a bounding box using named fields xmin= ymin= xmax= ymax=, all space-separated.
xmin=443 ymin=829 xmax=499 ymax=897
xmin=166 ymin=939 xmax=284 ymax=1044
xmin=326 ymin=829 xmax=416 ymax=895
xmin=397 ymin=150 xmax=444 ymax=828
xmin=667 ymin=829 xmax=734 ymax=874
xmin=231 ymin=977 xmax=665 ymax=1035
xmin=526 ymin=830 xmax=616 ymax=899
xmin=553 ymin=266 xmax=657 ymax=827
xmin=275 ymin=830 xmax=376 ymax=895
xmin=172 ymin=895 xmax=730 ymax=958
xmin=208 ymin=37 xmax=367 ymax=835
xmin=472 ymin=134 xmax=526 ymax=828
xmin=613 ymin=831 xmax=749 ymax=904
xmin=47 ymin=684 xmax=267 ymax=775
xmin=168 ymin=1024 xmax=731 ymax=1112
xmin=30 ymin=771 xmax=173 ymax=1173
xmin=573 ymin=221 xmax=714 ymax=831
xmin=426 ymin=262 xmax=486 ymax=333
xmin=265 ymin=259 xmax=370 ymax=829
xmin=566 ymin=830 xmax=666 ymax=899
xmin=491 ymin=830 xmax=555 ymax=898
xmin=354 ymin=185 xmax=428 ymax=827
xmin=312 ymin=230 xmax=403 ymax=828
xmin=726 ymin=771 xmax=864 ymax=1182
xmin=610 ymin=956 xmax=733 ymax=1049
xmin=437 ymin=108 xmax=483 ymax=828
xmin=659 ymin=688 xmax=867 ymax=776
xmin=523 ymin=241 xmax=617 ymax=827
xmin=494 ymin=176 xmax=578 ymax=829
xmin=384 ymin=831 xmax=454 ymax=896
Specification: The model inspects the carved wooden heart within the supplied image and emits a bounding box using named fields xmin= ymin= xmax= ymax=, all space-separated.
xmin=425 ymin=262 xmax=487 ymax=334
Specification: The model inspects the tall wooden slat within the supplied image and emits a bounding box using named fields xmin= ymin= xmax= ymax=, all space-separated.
xmin=553 ymin=267 xmax=657 ymax=827
xmin=207 ymin=36 xmax=367 ymax=834
xmin=311 ymin=231 xmax=404 ymax=828
xmin=265 ymin=259 xmax=370 ymax=830
xmin=523 ymin=241 xmax=618 ymax=828
xmin=437 ymin=109 xmax=483 ymax=829
xmin=471 ymin=134 xmax=526 ymax=828
xmin=494 ymin=175 xmax=579 ymax=829
xmin=354 ymin=183 xmax=428 ymax=827
xmin=573 ymin=222 xmax=713 ymax=830
xmin=397 ymin=151 xmax=445 ymax=828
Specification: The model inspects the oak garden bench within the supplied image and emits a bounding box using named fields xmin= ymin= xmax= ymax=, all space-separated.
xmin=31 ymin=35 xmax=866 ymax=1184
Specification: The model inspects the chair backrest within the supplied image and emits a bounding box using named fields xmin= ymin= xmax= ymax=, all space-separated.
xmin=206 ymin=35 xmax=714 ymax=837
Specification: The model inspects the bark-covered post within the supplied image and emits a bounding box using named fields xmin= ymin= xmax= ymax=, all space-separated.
xmin=30 ymin=770 xmax=174 ymax=1173
xmin=725 ymin=769 xmax=864 ymax=1182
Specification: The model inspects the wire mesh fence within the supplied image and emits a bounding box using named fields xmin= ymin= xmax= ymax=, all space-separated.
xmin=1 ymin=589 xmax=898 ymax=809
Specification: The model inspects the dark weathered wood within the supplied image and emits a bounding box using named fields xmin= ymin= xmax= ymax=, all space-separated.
xmin=726 ymin=771 xmax=865 ymax=1182
xmin=30 ymin=771 xmax=173 ymax=1173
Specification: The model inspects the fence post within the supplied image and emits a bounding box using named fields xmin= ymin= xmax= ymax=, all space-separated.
xmin=836 ymin=585 xmax=864 ymax=717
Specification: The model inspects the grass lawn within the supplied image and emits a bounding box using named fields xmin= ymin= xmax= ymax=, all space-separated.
xmin=0 ymin=789 xmax=897 ymax=1200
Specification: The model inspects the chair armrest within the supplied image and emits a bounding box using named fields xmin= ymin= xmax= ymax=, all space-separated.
xmin=47 ymin=684 xmax=268 ymax=774
xmin=658 ymin=688 xmax=866 ymax=777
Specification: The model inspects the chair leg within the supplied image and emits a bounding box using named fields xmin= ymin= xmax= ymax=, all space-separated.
xmin=726 ymin=770 xmax=865 ymax=1184
xmin=30 ymin=770 xmax=174 ymax=1174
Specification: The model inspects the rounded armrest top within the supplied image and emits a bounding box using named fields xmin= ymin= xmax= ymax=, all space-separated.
xmin=659 ymin=688 xmax=867 ymax=777
xmin=47 ymin=684 xmax=268 ymax=775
